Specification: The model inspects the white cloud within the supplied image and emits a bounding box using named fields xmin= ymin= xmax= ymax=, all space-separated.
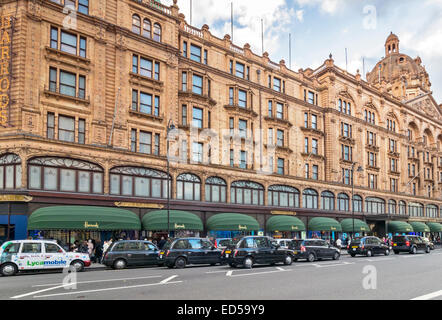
xmin=295 ymin=0 xmax=345 ymax=15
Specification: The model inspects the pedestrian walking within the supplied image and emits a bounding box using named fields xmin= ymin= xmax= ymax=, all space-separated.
xmin=336 ymin=238 xmax=342 ymax=253
xmin=158 ymin=236 xmax=167 ymax=249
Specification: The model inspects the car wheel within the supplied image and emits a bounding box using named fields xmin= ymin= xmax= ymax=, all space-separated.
xmin=350 ymin=253 xmax=356 ymax=257
xmin=333 ymin=252 xmax=340 ymax=260
xmin=283 ymin=255 xmax=292 ymax=265
xmin=307 ymin=253 xmax=315 ymax=262
xmin=175 ymin=257 xmax=187 ymax=269
xmin=0 ymin=263 xmax=17 ymax=277
xmin=112 ymin=259 xmax=126 ymax=270
xmin=384 ymin=249 xmax=390 ymax=256
xmin=425 ymin=246 xmax=431 ymax=254
xmin=411 ymin=247 xmax=417 ymax=254
xmin=294 ymin=258 xmax=298 ymax=262
xmin=394 ymin=251 xmax=399 ymax=255
xmin=71 ymin=260 xmax=85 ymax=272
xmin=243 ymin=257 xmax=253 ymax=269
xmin=366 ymin=250 xmax=373 ymax=257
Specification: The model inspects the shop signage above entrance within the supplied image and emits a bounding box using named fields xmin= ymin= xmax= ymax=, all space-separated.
xmin=114 ymin=202 xmax=164 ymax=209
xmin=271 ymin=210 xmax=296 ymax=216
xmin=238 ymin=225 xmax=247 ymax=230
xmin=84 ymin=221 xmax=99 ymax=229
xmin=0 ymin=195 xmax=32 ymax=202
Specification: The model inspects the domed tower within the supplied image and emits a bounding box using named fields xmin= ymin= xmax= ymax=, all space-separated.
xmin=367 ymin=33 xmax=431 ymax=101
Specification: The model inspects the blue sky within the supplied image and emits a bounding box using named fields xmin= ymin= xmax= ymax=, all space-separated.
xmin=163 ymin=0 xmax=442 ymax=102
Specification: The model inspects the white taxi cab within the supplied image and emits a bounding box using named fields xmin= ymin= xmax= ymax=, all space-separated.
xmin=0 ymin=240 xmax=91 ymax=276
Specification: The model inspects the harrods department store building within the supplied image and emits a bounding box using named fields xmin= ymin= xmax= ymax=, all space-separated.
xmin=1 ymin=0 xmax=442 ymax=241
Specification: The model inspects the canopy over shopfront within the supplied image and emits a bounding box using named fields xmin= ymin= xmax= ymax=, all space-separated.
xmin=28 ymin=206 xmax=141 ymax=231
xmin=387 ymin=221 xmax=413 ymax=233
xmin=308 ymin=217 xmax=342 ymax=232
xmin=142 ymin=210 xmax=203 ymax=231
xmin=426 ymin=222 xmax=442 ymax=232
xmin=266 ymin=216 xmax=305 ymax=232
xmin=207 ymin=213 xmax=259 ymax=231
xmin=409 ymin=222 xmax=430 ymax=233
xmin=340 ymin=218 xmax=370 ymax=233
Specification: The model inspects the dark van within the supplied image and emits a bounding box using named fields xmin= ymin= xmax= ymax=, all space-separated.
xmin=392 ymin=235 xmax=431 ymax=254
xmin=289 ymin=239 xmax=340 ymax=262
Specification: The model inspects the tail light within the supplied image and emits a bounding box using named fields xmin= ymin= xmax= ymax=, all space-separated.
xmin=406 ymin=241 xmax=410 ymax=247
xmin=301 ymin=245 xmax=306 ymax=253
xmin=214 ymin=242 xmax=217 ymax=248
xmin=166 ymin=250 xmax=170 ymax=257
xmin=361 ymin=245 xmax=364 ymax=250
xmin=347 ymin=245 xmax=349 ymax=249
xmin=221 ymin=249 xmax=225 ymax=256
xmin=234 ymin=249 xmax=238 ymax=257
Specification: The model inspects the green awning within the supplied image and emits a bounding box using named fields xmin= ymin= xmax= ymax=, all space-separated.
xmin=266 ymin=216 xmax=305 ymax=232
xmin=142 ymin=210 xmax=203 ymax=231
xmin=340 ymin=218 xmax=370 ymax=232
xmin=308 ymin=217 xmax=342 ymax=232
xmin=207 ymin=213 xmax=259 ymax=231
xmin=387 ymin=221 xmax=414 ymax=233
xmin=409 ymin=222 xmax=430 ymax=233
xmin=427 ymin=222 xmax=442 ymax=232
xmin=28 ymin=206 xmax=141 ymax=231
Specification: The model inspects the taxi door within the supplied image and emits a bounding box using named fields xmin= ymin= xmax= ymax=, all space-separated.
xmin=43 ymin=242 xmax=68 ymax=269
xmin=19 ymin=242 xmax=45 ymax=270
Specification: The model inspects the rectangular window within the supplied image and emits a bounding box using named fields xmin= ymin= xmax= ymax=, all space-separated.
xmin=192 ymin=107 xmax=203 ymax=129
xmin=181 ymin=105 xmax=187 ymax=125
xmin=192 ymin=142 xmax=203 ymax=163
xmin=312 ymin=165 xmax=318 ymax=180
xmin=58 ymin=115 xmax=75 ymax=142
xmin=239 ymin=119 xmax=247 ymax=139
xmin=59 ymin=70 xmax=76 ymax=97
xmin=78 ymin=0 xmax=89 ymax=15
xmin=312 ymin=139 xmax=318 ymax=155
xmin=183 ymin=41 xmax=188 ymax=57
xmin=132 ymin=89 xmax=138 ymax=111
xmin=60 ymin=30 xmax=77 ymax=55
xmin=308 ymin=91 xmax=315 ymax=104
xmin=276 ymin=103 xmax=283 ymax=119
xmin=236 ymin=62 xmax=245 ymax=78
xmin=132 ymin=55 xmax=138 ymax=73
xmin=268 ymin=128 xmax=273 ymax=145
xmin=229 ymin=117 xmax=234 ymax=135
xmin=140 ymin=57 xmax=153 ymax=78
xmin=238 ymin=90 xmax=247 ymax=108
xmin=305 ymin=138 xmax=309 ymax=154
xmin=182 ymin=72 xmax=187 ymax=91
xmin=230 ymin=149 xmax=234 ymax=167
xmin=273 ymin=77 xmax=281 ymax=92
xmin=154 ymin=62 xmax=160 ymax=80
xmin=190 ymin=44 xmax=202 ymax=63
xmin=277 ymin=158 xmax=284 ymax=175
xmin=240 ymin=151 xmax=247 ymax=169
xmin=246 ymin=66 xmax=250 ymax=80
xmin=78 ymin=75 xmax=85 ymax=99
xmin=47 ymin=113 xmax=55 ymax=139
xmin=192 ymin=74 xmax=203 ymax=95
xmin=139 ymin=92 xmax=153 ymax=114
xmin=311 ymin=114 xmax=317 ymax=129
xmin=79 ymin=36 xmax=86 ymax=58
xmin=277 ymin=129 xmax=284 ymax=147
xmin=304 ymin=113 xmax=308 ymax=128
xmin=78 ymin=119 xmax=85 ymax=144
xmin=208 ymin=111 xmax=211 ymax=129
xmin=229 ymin=60 xmax=233 ymax=74
xmin=204 ymin=49 xmax=208 ymax=65
xmin=305 ymin=164 xmax=309 ymax=179
xmin=229 ymin=88 xmax=234 ymax=105
xmin=131 ymin=129 xmax=137 ymax=152
xmin=154 ymin=96 xmax=160 ymax=117
xmin=343 ymin=168 xmax=350 ymax=185
xmin=50 ymin=27 xmax=58 ymax=49
xmin=268 ymin=101 xmax=273 ymax=117
xmin=139 ymin=131 xmax=152 ymax=154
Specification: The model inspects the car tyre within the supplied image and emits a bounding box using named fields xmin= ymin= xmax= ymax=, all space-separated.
xmin=175 ymin=257 xmax=187 ymax=269
xmin=394 ymin=251 xmax=399 ymax=255
xmin=332 ymin=252 xmax=340 ymax=260
xmin=384 ymin=249 xmax=390 ymax=256
xmin=283 ymin=255 xmax=292 ymax=265
xmin=425 ymin=246 xmax=431 ymax=254
xmin=350 ymin=253 xmax=356 ymax=257
xmin=307 ymin=253 xmax=315 ymax=262
xmin=366 ymin=250 xmax=373 ymax=257
xmin=71 ymin=260 xmax=85 ymax=272
xmin=411 ymin=246 xmax=417 ymax=254
xmin=243 ymin=257 xmax=253 ymax=269
xmin=112 ymin=259 xmax=127 ymax=270
xmin=0 ymin=263 xmax=17 ymax=277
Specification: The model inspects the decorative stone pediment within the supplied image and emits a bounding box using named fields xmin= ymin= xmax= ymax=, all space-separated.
xmin=408 ymin=95 xmax=442 ymax=121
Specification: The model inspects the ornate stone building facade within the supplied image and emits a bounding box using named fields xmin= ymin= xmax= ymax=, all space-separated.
xmin=0 ymin=0 xmax=441 ymax=241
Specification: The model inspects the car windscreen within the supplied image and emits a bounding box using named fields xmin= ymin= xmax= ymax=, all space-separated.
xmin=1 ymin=242 xmax=20 ymax=254
xmin=289 ymin=240 xmax=303 ymax=249
xmin=350 ymin=238 xmax=362 ymax=244
xmin=218 ymin=239 xmax=232 ymax=247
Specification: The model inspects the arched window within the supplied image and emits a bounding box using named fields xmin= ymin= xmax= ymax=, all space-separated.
xmin=303 ymin=188 xmax=318 ymax=209
xmin=426 ymin=204 xmax=438 ymax=218
xmin=365 ymin=197 xmax=385 ymax=214
xmin=338 ymin=98 xmax=351 ymax=115
xmin=321 ymin=191 xmax=335 ymax=210
xmin=230 ymin=181 xmax=264 ymax=205
xmin=388 ymin=200 xmax=396 ymax=214
xmin=352 ymin=195 xmax=362 ymax=212
xmin=364 ymin=109 xmax=376 ymax=125
xmin=408 ymin=202 xmax=423 ymax=217
xmin=338 ymin=193 xmax=349 ymax=211
xmin=205 ymin=177 xmax=226 ymax=203
xmin=28 ymin=157 xmax=103 ymax=194
xmin=110 ymin=167 xmax=169 ymax=198
xmin=268 ymin=185 xmax=300 ymax=208
xmin=153 ymin=23 xmax=161 ymax=42
xmin=143 ymin=19 xmax=151 ymax=38
xmin=177 ymin=173 xmax=201 ymax=201
xmin=398 ymin=200 xmax=407 ymax=215
xmin=132 ymin=14 xmax=141 ymax=34
xmin=0 ymin=154 xmax=22 ymax=190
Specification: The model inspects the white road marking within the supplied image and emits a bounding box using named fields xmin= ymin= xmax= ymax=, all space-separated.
xmin=11 ymin=284 xmax=72 ymax=299
xmin=229 ymin=269 xmax=289 ymax=277
xmin=276 ymin=267 xmax=285 ymax=271
xmin=315 ymin=262 xmax=355 ymax=268
xmin=411 ymin=290 xmax=442 ymax=300
xmin=401 ymin=254 xmax=426 ymax=258
xmin=226 ymin=271 xmax=233 ymax=277
xmin=32 ymin=280 xmax=183 ymax=299
xmin=206 ymin=270 xmax=231 ymax=274
xmin=160 ymin=275 xmax=178 ymax=284
xmin=31 ymin=275 xmax=162 ymax=288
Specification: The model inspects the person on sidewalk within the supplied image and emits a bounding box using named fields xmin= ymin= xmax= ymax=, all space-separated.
xmin=335 ymin=238 xmax=342 ymax=253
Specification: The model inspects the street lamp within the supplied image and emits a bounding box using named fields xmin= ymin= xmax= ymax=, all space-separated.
xmin=166 ymin=120 xmax=176 ymax=239
xmin=351 ymin=162 xmax=364 ymax=237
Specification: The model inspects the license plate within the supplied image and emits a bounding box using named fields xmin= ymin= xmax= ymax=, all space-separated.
xmin=393 ymin=244 xmax=397 ymax=246
xmin=352 ymin=246 xmax=358 ymax=249
xmin=225 ymin=250 xmax=231 ymax=254
xmin=160 ymin=251 xmax=165 ymax=255
xmin=225 ymin=254 xmax=229 ymax=258
xmin=293 ymin=251 xmax=298 ymax=255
